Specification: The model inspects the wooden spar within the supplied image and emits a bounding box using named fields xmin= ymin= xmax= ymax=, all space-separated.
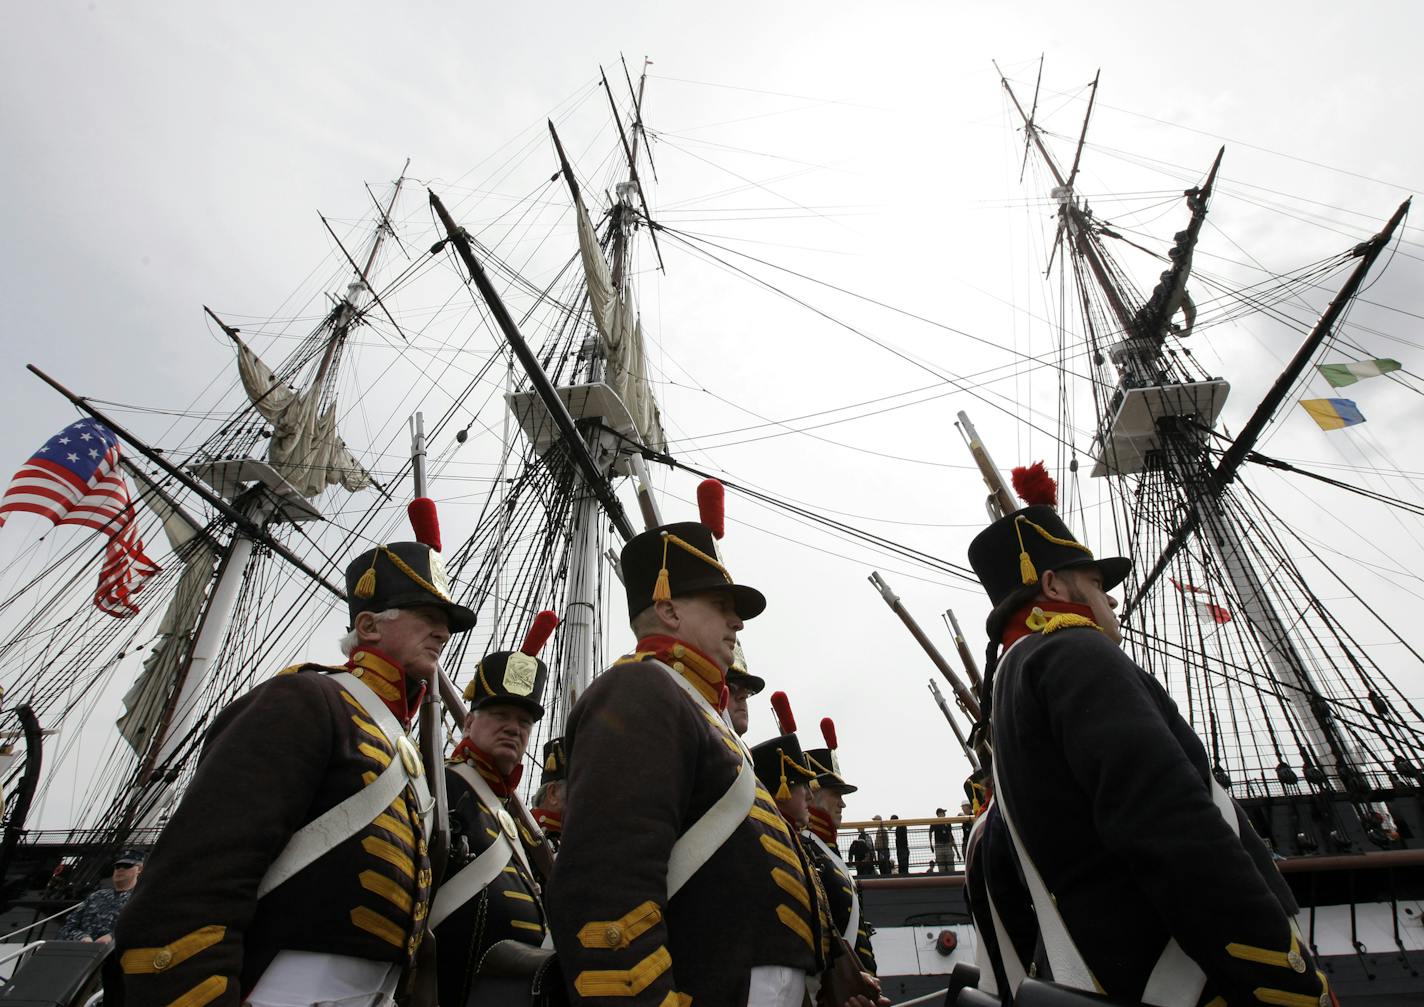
xmin=428 ymin=190 xmax=637 ymax=542
xmin=942 ymin=609 xmax=983 ymax=691
xmin=997 ymin=65 xmax=1137 ymax=338
xmin=623 ymin=55 xmax=658 ymax=183
xmin=1123 ymin=198 xmax=1412 ymax=618
xmin=867 ymin=571 xmax=981 ymax=722
xmin=1065 ymin=70 xmax=1099 ymax=192
xmin=928 ymin=680 xmax=980 ymax=769
xmin=409 ymin=414 xmax=451 ymax=891
xmin=27 ymin=364 xmax=347 ymax=601
xmin=955 ymin=410 xmax=1016 ymax=519
xmin=599 ymin=66 xmax=665 ymax=274
xmin=1018 ymin=54 xmax=1043 ymax=184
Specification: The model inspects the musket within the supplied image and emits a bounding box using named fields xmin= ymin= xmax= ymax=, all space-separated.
xmin=942 ymin=609 xmax=983 ymax=692
xmin=955 ymin=410 xmax=1016 ymax=520
xmin=928 ymin=681 xmax=980 ymax=771
xmin=867 ymin=571 xmax=981 ymax=725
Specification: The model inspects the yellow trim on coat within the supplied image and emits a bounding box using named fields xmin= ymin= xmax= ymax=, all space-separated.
xmin=503 ymin=889 xmax=536 ymax=903
xmin=1226 ymin=932 xmax=1303 ymax=971
xmin=352 ymin=716 xmax=387 ymax=745
xmin=759 ymin=834 xmax=803 ymax=872
xmin=577 ymin=900 xmax=663 ymax=950
xmin=1250 ymin=989 xmax=1326 ymax=1007
xmin=373 ymin=812 xmax=414 ymax=847
xmin=775 ymin=904 xmax=814 ymax=950
xmin=359 ymin=869 xmax=413 ymax=913
xmin=358 ymin=742 xmax=392 ymax=767
xmin=771 ymin=867 xmax=810 ymax=910
xmin=511 ymin=919 xmax=545 ymax=933
xmin=748 ymin=804 xmax=790 ymax=834
xmin=574 ymin=947 xmax=673 ymax=997
xmin=362 ymin=836 xmax=415 ymax=878
xmin=351 ymin=905 xmax=406 ymax=948
xmin=169 ymin=976 xmax=228 ymax=1007
xmin=119 ymin=925 xmax=226 ymax=974
xmin=659 ymin=993 xmax=692 ymax=1007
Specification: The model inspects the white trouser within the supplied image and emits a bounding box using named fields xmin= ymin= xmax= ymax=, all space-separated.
xmin=245 ymin=950 xmax=400 ymax=1007
xmin=747 ymin=965 xmax=808 ymax=1007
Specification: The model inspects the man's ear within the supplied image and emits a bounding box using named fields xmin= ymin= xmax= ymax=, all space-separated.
xmin=650 ymin=598 xmax=680 ymax=632
xmin=355 ymin=610 xmax=382 ymax=645
xmin=1039 ymin=568 xmax=1069 ymax=602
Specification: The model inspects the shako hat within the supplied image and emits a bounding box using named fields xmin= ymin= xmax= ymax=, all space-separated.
xmin=967 ymin=462 xmax=1130 ymax=607
xmin=620 ymin=479 xmax=766 ymax=621
xmin=751 ymin=692 xmax=818 ymax=799
xmin=539 ymin=737 xmax=567 ymax=786
xmin=464 ymin=610 xmax=559 ymax=720
xmin=803 ymin=717 xmax=857 ymax=795
xmin=346 ymin=497 xmax=476 ymax=631
xmin=725 ymin=642 xmax=766 ymax=695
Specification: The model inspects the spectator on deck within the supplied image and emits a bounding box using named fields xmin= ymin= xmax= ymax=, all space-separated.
xmin=873 ymin=815 xmax=891 ymax=877
xmin=930 ymin=808 xmax=958 ymax=874
xmin=848 ymin=829 xmax=874 ymax=879
xmin=59 ymin=850 xmax=143 ymax=943
xmin=892 ymin=814 xmax=910 ymax=875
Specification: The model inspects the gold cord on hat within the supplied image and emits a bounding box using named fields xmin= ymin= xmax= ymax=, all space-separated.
xmin=355 ymin=549 xmax=380 ymax=599
xmin=652 ymin=531 xmax=732 ymax=604
xmin=775 ymin=749 xmax=808 ymax=801
xmin=1013 ymin=515 xmax=1094 ymax=585
xmin=358 ymin=545 xmax=448 ymax=604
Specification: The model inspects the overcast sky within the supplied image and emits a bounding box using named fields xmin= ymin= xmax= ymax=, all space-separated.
xmin=3 ymin=1 xmax=1423 ymax=829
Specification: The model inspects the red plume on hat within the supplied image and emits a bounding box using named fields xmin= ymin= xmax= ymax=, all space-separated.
xmin=520 ymin=610 xmax=559 ymax=657
xmin=697 ymin=479 xmax=726 ymax=540
xmin=820 ymin=717 xmax=838 ymax=751
xmin=408 ymin=497 xmax=442 ymax=552
xmin=770 ymin=690 xmax=796 ymax=735
xmin=1011 ymin=461 xmax=1057 ymax=508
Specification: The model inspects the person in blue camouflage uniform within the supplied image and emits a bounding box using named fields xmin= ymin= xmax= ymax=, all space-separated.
xmin=58 ymin=850 xmax=143 ymax=943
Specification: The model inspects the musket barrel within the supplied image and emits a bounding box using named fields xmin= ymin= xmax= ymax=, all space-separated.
xmin=867 ymin=572 xmax=981 ymax=722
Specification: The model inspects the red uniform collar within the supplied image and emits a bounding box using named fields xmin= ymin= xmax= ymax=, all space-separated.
xmin=999 ymin=599 xmax=1100 ymax=650
xmin=631 ymin=634 xmax=728 ymax=712
xmin=346 ymin=648 xmax=425 ymax=729
xmin=451 ymin=739 xmax=523 ymax=796
xmin=807 ymin=805 xmax=837 ymax=844
xmin=532 ymin=807 xmax=562 ymax=833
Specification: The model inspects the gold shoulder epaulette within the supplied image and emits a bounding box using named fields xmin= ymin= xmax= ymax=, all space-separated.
xmin=276 ymin=662 xmax=346 ymax=677
xmin=612 ymin=651 xmax=657 ymax=668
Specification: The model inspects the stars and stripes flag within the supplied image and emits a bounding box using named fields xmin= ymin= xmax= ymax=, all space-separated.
xmin=0 ymin=419 xmax=161 ymax=617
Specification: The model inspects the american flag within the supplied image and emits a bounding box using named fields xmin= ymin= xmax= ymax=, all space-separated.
xmin=0 ymin=419 xmax=161 ymax=617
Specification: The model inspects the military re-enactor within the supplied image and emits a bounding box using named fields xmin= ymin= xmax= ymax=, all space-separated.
xmin=548 ymin=510 xmax=831 ymax=1006
xmin=531 ymin=737 xmax=567 ymax=849
xmin=803 ymin=725 xmax=878 ymax=975
xmin=112 ymin=539 xmax=472 ymax=1007
xmin=966 ymin=475 xmax=1332 ymax=1005
xmin=431 ymin=611 xmax=557 ymax=1007
xmin=725 ymin=643 xmax=764 ymax=737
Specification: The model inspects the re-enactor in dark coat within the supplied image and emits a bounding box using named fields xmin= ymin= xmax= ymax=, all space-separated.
xmin=112 ymin=537 xmax=475 ymax=1007
xmin=547 ymin=502 xmax=823 ymax=1005
xmin=966 ymin=487 xmax=1331 ymax=1006
xmin=434 ymin=613 xmax=558 ymax=1007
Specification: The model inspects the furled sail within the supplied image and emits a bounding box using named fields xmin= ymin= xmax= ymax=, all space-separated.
xmin=115 ymin=473 xmax=217 ymax=754
xmin=572 ymin=191 xmax=667 ymax=451
xmin=234 ymin=336 xmax=372 ymax=497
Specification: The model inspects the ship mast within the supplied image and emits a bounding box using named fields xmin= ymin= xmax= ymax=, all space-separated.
xmin=997 ymin=67 xmax=1408 ymax=792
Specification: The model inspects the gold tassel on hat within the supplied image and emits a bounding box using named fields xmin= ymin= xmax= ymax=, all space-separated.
xmin=355 ymin=550 xmax=379 ymax=599
xmin=652 ymin=532 xmax=673 ymax=603
xmin=1014 ymin=517 xmax=1038 ymax=585
xmin=776 ymin=768 xmax=790 ymax=801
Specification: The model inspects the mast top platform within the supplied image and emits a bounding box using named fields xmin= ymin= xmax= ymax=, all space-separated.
xmin=508 ymin=381 xmax=642 ymax=473
xmin=188 ymin=458 xmax=324 ymax=524
xmin=1091 ymin=379 xmax=1230 ymax=478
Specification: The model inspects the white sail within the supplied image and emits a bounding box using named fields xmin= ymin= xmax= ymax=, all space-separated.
xmin=234 ymin=336 xmax=372 ymax=497
xmin=572 ymin=190 xmax=667 ymax=451
xmin=114 ymin=474 xmax=217 ymax=753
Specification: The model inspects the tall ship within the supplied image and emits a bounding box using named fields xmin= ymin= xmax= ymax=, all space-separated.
xmin=0 ymin=58 xmax=1420 ymax=1003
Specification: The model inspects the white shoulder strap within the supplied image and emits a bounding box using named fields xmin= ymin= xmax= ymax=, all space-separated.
xmin=808 ymin=832 xmax=860 ymax=946
xmin=967 ymin=803 xmax=1026 ymax=997
xmin=654 ymin=660 xmax=758 ymax=899
xmin=429 ymin=829 xmax=514 ymax=929
xmin=449 ymin=760 xmax=535 ymax=881
xmin=257 ymin=672 xmax=430 ymax=899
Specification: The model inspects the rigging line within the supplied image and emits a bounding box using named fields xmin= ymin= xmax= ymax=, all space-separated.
xmin=634 ymin=440 xmax=979 ymax=583
xmin=645 ymin=73 xmax=889 ymax=111
xmin=646 ymin=125 xmax=854 ymax=172
xmin=656 ymin=227 xmax=1093 ymax=451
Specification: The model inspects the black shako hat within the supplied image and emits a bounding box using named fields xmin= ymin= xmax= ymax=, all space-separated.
xmin=620 ymin=520 xmax=766 ymax=621
xmin=726 ymin=642 xmax=766 ymax=695
xmin=346 ymin=541 xmax=476 ymax=632
xmin=968 ymin=504 xmax=1130 ymax=608
xmin=464 ymin=611 xmax=558 ymax=720
xmin=751 ymin=733 xmax=818 ymax=800
xmin=803 ymin=716 xmax=856 ymax=794
xmin=539 ymin=737 xmax=567 ymax=786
